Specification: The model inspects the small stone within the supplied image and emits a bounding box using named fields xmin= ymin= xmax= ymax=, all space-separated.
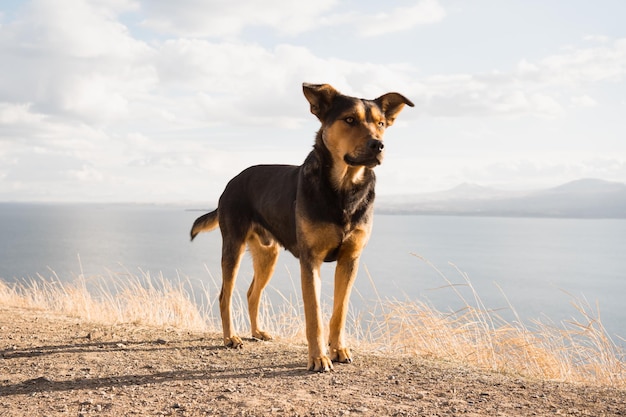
xmin=28 ymin=376 xmax=52 ymax=384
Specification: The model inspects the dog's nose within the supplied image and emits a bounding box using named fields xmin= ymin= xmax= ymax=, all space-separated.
xmin=367 ymin=139 xmax=384 ymax=153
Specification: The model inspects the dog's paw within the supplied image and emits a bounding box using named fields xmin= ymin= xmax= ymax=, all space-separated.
xmin=224 ymin=336 xmax=244 ymax=349
xmin=308 ymin=355 xmax=334 ymax=372
xmin=330 ymin=347 xmax=353 ymax=364
xmin=252 ymin=330 xmax=273 ymax=341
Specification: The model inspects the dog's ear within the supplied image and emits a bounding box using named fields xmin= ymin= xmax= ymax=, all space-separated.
xmin=302 ymin=83 xmax=339 ymax=121
xmin=375 ymin=93 xmax=414 ymax=127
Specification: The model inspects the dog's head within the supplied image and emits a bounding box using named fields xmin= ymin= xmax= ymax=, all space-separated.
xmin=303 ymin=83 xmax=414 ymax=169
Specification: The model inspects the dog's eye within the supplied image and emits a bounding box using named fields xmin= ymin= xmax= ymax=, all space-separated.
xmin=378 ymin=121 xmax=386 ymax=128
xmin=344 ymin=117 xmax=355 ymax=125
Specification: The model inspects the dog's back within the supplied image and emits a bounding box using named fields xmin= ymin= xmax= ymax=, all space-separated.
xmin=216 ymin=164 xmax=301 ymax=255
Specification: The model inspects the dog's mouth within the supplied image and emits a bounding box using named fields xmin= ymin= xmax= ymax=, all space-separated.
xmin=344 ymin=153 xmax=383 ymax=168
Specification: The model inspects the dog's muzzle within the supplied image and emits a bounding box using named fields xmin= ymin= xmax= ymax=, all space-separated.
xmin=344 ymin=139 xmax=385 ymax=168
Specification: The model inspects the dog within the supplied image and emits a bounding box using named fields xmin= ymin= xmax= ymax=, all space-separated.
xmin=191 ymin=83 xmax=413 ymax=371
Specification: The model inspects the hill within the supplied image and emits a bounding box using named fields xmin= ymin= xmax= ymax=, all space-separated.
xmin=377 ymin=178 xmax=626 ymax=218
xmin=1 ymin=306 xmax=624 ymax=416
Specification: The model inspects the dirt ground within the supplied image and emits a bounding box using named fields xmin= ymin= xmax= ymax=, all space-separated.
xmin=1 ymin=306 xmax=624 ymax=416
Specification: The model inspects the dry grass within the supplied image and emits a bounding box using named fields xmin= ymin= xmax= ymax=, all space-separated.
xmin=0 ymin=268 xmax=213 ymax=332
xmin=368 ymin=256 xmax=625 ymax=387
xmin=0 ymin=258 xmax=624 ymax=388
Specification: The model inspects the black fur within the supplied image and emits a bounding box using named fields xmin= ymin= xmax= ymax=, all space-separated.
xmin=215 ymin=128 xmax=376 ymax=263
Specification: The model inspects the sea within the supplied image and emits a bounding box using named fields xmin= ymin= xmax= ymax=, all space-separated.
xmin=1 ymin=202 xmax=624 ymax=341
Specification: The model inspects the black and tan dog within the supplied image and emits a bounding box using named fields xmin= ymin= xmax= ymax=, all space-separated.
xmin=191 ymin=83 xmax=413 ymax=371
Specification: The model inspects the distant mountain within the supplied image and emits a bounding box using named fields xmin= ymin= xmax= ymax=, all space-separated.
xmin=543 ymin=178 xmax=626 ymax=194
xmin=377 ymin=179 xmax=626 ymax=218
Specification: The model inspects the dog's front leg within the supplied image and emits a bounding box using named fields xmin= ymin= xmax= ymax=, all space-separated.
xmin=328 ymin=254 xmax=359 ymax=364
xmin=328 ymin=227 xmax=370 ymax=364
xmin=300 ymin=256 xmax=333 ymax=372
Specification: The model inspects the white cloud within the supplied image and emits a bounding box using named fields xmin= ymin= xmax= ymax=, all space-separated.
xmin=584 ymin=34 xmax=611 ymax=43
xmin=1 ymin=1 xmax=625 ymax=202
xmin=0 ymin=0 xmax=156 ymax=124
xmin=401 ymin=37 xmax=626 ymax=119
xmin=14 ymin=1 xmax=618 ymax=127
xmin=518 ymin=38 xmax=626 ymax=86
xmin=350 ymin=0 xmax=446 ymax=37
xmin=570 ymin=95 xmax=598 ymax=107
xmin=140 ymin=0 xmax=337 ymax=37
xmin=406 ymin=75 xmax=566 ymax=119
xmin=0 ymin=102 xmax=45 ymax=124
xmin=153 ymin=40 xmax=419 ymax=127
xmin=17 ymin=0 xmax=144 ymax=59
xmin=140 ymin=0 xmax=445 ymax=38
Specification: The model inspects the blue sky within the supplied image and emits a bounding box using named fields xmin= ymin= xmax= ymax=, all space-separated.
xmin=1 ymin=0 xmax=625 ymax=202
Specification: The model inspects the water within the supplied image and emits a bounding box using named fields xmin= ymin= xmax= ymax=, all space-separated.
xmin=1 ymin=203 xmax=624 ymax=339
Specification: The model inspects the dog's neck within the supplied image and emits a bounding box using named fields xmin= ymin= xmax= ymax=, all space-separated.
xmin=312 ymin=140 xmax=374 ymax=192
xmin=331 ymin=163 xmax=366 ymax=190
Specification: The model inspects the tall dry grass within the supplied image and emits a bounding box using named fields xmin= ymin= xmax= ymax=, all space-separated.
xmin=367 ymin=255 xmax=625 ymax=387
xmin=0 ymin=268 xmax=213 ymax=332
xmin=0 ymin=258 xmax=623 ymax=388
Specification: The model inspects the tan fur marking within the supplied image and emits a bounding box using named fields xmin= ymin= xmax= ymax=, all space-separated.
xmin=321 ymin=101 xmax=388 ymax=190
xmin=297 ymin=217 xmax=342 ymax=259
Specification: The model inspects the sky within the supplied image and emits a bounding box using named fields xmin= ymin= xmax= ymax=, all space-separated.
xmin=1 ymin=0 xmax=625 ymax=203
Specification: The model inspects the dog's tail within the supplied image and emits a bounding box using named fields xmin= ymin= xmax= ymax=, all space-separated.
xmin=190 ymin=209 xmax=219 ymax=241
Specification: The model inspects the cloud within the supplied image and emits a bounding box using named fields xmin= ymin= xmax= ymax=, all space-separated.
xmin=2 ymin=1 xmax=626 ymax=201
xmin=140 ymin=0 xmax=445 ymax=38
xmin=405 ymin=74 xmax=566 ymax=119
xmin=0 ymin=0 xmax=155 ymax=124
xmin=570 ymin=95 xmax=598 ymax=108
xmin=402 ymin=37 xmax=626 ymax=119
xmin=140 ymin=0 xmax=337 ymax=37
xmin=0 ymin=102 xmax=46 ymax=125
xmin=584 ymin=34 xmax=611 ymax=43
xmin=517 ymin=38 xmax=626 ymax=86
xmin=15 ymin=0 xmax=617 ymax=126
xmin=153 ymin=40 xmax=420 ymax=127
xmin=347 ymin=0 xmax=446 ymax=37
xmin=14 ymin=0 xmax=143 ymax=59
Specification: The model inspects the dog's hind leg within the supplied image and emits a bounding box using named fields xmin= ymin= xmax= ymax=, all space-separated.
xmin=247 ymin=231 xmax=279 ymax=341
xmin=219 ymin=238 xmax=246 ymax=348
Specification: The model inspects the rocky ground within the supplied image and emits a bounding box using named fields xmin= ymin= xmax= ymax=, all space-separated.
xmin=1 ymin=305 xmax=624 ymax=416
